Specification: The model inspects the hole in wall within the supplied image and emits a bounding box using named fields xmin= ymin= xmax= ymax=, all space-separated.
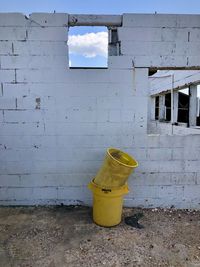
xmin=165 ymin=93 xmax=171 ymax=122
xmin=155 ymin=96 xmax=159 ymax=120
xmin=177 ymin=88 xmax=189 ymax=124
xmin=150 ymin=70 xmax=200 ymax=128
xmin=68 ymin=26 xmax=108 ymax=68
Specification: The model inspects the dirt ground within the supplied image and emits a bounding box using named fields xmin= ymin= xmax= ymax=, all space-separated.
xmin=0 ymin=206 xmax=199 ymax=267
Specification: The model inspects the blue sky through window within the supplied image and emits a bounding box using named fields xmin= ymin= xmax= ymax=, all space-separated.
xmin=68 ymin=26 xmax=108 ymax=67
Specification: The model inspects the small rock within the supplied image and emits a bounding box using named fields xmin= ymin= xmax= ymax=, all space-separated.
xmin=152 ymin=208 xmax=158 ymax=212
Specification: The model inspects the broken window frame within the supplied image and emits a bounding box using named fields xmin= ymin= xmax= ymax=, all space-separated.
xmin=152 ymin=84 xmax=200 ymax=128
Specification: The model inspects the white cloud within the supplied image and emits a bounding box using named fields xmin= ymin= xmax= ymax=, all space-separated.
xmin=68 ymin=31 xmax=108 ymax=58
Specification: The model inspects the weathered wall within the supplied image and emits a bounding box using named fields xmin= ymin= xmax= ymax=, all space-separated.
xmin=0 ymin=13 xmax=200 ymax=209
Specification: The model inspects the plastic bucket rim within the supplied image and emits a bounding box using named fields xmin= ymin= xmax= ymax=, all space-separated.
xmin=91 ymin=179 xmax=128 ymax=190
xmin=88 ymin=179 xmax=129 ymax=197
xmin=107 ymin=147 xmax=138 ymax=168
xmin=93 ymin=180 xmax=128 ymax=189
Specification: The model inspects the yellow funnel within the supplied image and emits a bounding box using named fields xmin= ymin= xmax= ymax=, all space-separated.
xmin=94 ymin=148 xmax=138 ymax=188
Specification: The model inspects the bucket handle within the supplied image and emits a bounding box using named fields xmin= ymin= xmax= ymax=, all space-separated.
xmin=101 ymin=188 xmax=112 ymax=192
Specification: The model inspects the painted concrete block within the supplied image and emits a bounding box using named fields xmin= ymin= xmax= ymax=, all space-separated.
xmin=0 ymin=122 xmax=44 ymax=136
xmin=29 ymin=13 xmax=68 ymax=27
xmin=128 ymin=185 xmax=159 ymax=198
xmin=27 ymin=27 xmax=68 ymax=41
xmin=132 ymin=55 xmax=188 ymax=68
xmin=0 ymin=159 xmax=34 ymax=174
xmin=197 ymin=173 xmax=200 ymax=185
xmin=16 ymin=69 xmax=134 ymax=84
xmin=123 ymin=14 xmax=178 ymax=28
xmin=190 ymin=28 xmax=200 ymax=42
xmin=0 ymin=97 xmax=16 ymax=109
xmin=118 ymin=27 xmax=162 ymax=42
xmin=147 ymin=148 xmax=172 ymax=161
xmin=3 ymin=110 xmax=43 ymax=123
xmin=3 ymin=83 xmax=30 ymax=98
xmin=1 ymin=55 xmax=68 ymax=69
xmin=188 ymin=56 xmax=200 ymax=67
xmin=0 ymin=41 xmax=13 ymax=55
xmin=32 ymin=187 xmax=58 ymax=200
xmin=0 ymin=174 xmax=21 ymax=187
xmin=57 ymin=186 xmax=90 ymax=201
xmin=123 ymin=13 xmax=200 ymax=29
xmin=176 ymin=15 xmax=200 ymax=27
xmin=0 ymin=135 xmax=32 ymax=149
xmin=0 ymin=13 xmax=27 ymax=26
xmin=97 ymin=96 xmax=121 ymax=109
xmin=158 ymin=185 xmax=184 ymax=198
xmin=0 ymin=70 xmax=15 ymax=82
xmin=170 ymin=173 xmax=197 ymax=185
xmin=183 ymin=185 xmax=200 ymax=198
xmin=121 ymin=41 xmax=177 ymax=56
xmin=15 ymin=96 xmax=42 ymax=110
xmin=0 ymin=27 xmax=26 ymax=40
xmin=161 ymin=28 xmax=188 ymax=42
xmin=108 ymin=56 xmax=134 ymax=69
xmin=185 ymin=161 xmax=200 ymax=172
xmin=108 ymin=109 xmax=121 ymax=122
xmin=13 ymin=41 xmax=68 ymax=55
xmin=121 ymin=109 xmax=135 ymax=122
xmin=0 ymin=187 xmax=33 ymax=201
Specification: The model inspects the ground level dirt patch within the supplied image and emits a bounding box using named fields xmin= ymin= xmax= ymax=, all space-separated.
xmin=0 ymin=206 xmax=199 ymax=267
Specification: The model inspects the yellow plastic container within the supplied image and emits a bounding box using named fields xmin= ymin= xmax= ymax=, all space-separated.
xmin=94 ymin=148 xmax=138 ymax=188
xmin=88 ymin=180 xmax=129 ymax=227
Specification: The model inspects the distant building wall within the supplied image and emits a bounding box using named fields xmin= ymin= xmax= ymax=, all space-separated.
xmin=149 ymin=70 xmax=200 ymax=96
xmin=0 ymin=13 xmax=200 ymax=209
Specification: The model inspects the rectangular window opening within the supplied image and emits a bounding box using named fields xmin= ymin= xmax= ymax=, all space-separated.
xmin=155 ymin=96 xmax=159 ymax=120
xmin=165 ymin=93 xmax=171 ymax=122
xmin=68 ymin=26 xmax=108 ymax=68
xmin=177 ymin=88 xmax=189 ymax=124
xmin=150 ymin=70 xmax=200 ymax=128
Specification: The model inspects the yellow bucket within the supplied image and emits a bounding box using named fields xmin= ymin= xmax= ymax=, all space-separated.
xmin=94 ymin=148 xmax=138 ymax=188
xmin=88 ymin=180 xmax=129 ymax=227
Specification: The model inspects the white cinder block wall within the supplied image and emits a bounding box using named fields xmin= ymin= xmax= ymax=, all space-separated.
xmin=0 ymin=13 xmax=200 ymax=209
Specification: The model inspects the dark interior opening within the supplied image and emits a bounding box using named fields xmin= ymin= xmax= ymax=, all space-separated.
xmin=165 ymin=93 xmax=171 ymax=121
xmin=178 ymin=91 xmax=189 ymax=123
xmin=155 ymin=96 xmax=159 ymax=120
